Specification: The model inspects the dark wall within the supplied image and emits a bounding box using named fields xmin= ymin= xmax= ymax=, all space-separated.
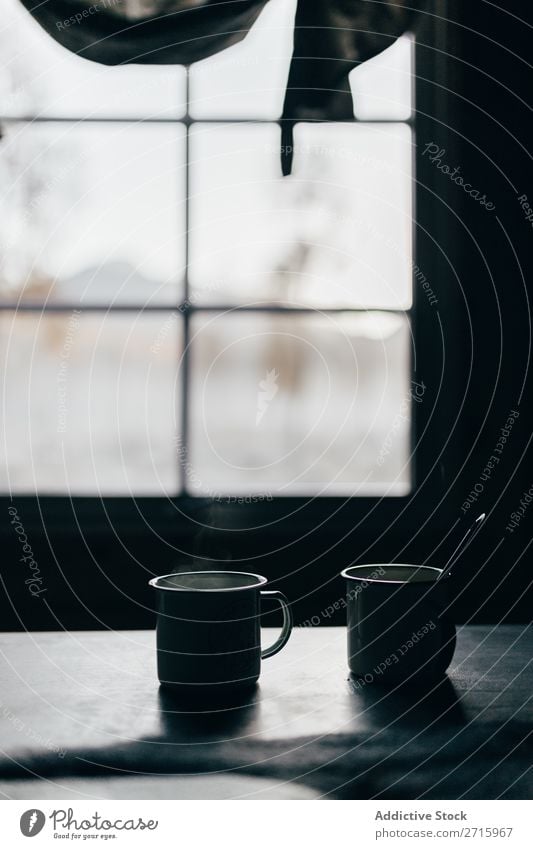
xmin=441 ymin=0 xmax=533 ymax=621
xmin=1 ymin=0 xmax=532 ymax=630
xmin=407 ymin=0 xmax=533 ymax=624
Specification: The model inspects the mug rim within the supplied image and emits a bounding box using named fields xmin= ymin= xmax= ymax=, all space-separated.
xmin=149 ymin=570 xmax=268 ymax=593
xmin=341 ymin=563 xmax=442 ymax=584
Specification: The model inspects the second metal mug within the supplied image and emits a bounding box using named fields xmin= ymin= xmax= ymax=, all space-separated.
xmin=341 ymin=564 xmax=456 ymax=683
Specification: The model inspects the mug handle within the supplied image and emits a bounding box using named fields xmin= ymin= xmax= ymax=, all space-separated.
xmin=260 ymin=590 xmax=293 ymax=659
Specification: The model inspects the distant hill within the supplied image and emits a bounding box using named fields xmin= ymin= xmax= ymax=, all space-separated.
xmin=53 ymin=261 xmax=176 ymax=306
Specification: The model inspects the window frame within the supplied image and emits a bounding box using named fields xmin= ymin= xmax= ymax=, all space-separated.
xmin=0 ymin=22 xmax=455 ymax=539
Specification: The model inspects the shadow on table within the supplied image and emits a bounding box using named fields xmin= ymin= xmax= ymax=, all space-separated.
xmin=348 ymin=673 xmax=467 ymax=729
xmin=157 ymin=684 xmax=262 ymax=743
xmin=1 ymin=671 xmax=531 ymax=800
xmin=155 ymin=672 xmax=467 ymax=744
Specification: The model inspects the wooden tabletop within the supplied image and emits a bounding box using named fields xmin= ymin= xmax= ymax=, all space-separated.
xmin=0 ymin=625 xmax=531 ymax=799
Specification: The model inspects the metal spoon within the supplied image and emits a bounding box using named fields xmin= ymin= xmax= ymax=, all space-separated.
xmin=437 ymin=512 xmax=486 ymax=581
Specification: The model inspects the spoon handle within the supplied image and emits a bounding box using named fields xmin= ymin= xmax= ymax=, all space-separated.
xmin=438 ymin=512 xmax=486 ymax=581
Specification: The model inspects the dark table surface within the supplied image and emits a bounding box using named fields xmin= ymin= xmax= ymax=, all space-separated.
xmin=0 ymin=625 xmax=531 ymax=799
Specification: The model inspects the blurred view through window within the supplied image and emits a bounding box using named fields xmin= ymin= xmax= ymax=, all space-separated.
xmin=0 ymin=0 xmax=414 ymax=496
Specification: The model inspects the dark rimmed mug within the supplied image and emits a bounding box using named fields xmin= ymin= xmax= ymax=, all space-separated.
xmin=149 ymin=570 xmax=292 ymax=695
xmin=341 ymin=564 xmax=456 ymax=684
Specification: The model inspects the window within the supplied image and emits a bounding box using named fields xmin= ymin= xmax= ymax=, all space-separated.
xmin=0 ymin=0 xmax=415 ymax=498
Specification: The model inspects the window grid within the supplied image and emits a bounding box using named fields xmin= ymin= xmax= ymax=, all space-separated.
xmin=0 ymin=61 xmax=415 ymax=497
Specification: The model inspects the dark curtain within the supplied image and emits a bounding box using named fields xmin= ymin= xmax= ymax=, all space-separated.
xmin=17 ymin=0 xmax=427 ymax=171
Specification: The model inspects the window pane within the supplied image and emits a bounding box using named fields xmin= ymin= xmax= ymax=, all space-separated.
xmin=189 ymin=123 xmax=412 ymax=309
xmin=0 ymin=123 xmax=186 ymax=305
xmin=0 ymin=312 xmax=180 ymax=494
xmin=350 ymin=34 xmax=413 ymax=121
xmin=189 ymin=312 xmax=411 ymax=496
xmin=189 ymin=0 xmax=296 ymax=119
xmin=0 ymin=0 xmax=186 ymax=118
